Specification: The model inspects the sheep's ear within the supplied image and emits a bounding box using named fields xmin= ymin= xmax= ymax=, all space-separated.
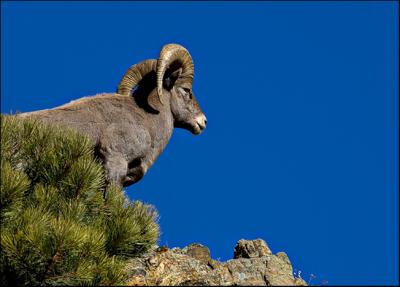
xmin=164 ymin=68 xmax=182 ymax=90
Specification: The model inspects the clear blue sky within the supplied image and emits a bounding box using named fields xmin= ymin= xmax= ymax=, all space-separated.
xmin=1 ymin=1 xmax=398 ymax=285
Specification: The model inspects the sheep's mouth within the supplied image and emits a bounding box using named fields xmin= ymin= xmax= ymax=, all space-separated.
xmin=195 ymin=122 xmax=205 ymax=134
xmin=190 ymin=122 xmax=204 ymax=135
xmin=175 ymin=121 xmax=204 ymax=135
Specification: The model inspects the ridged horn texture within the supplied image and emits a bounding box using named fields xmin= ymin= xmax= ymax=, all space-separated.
xmin=156 ymin=44 xmax=194 ymax=104
xmin=117 ymin=59 xmax=157 ymax=95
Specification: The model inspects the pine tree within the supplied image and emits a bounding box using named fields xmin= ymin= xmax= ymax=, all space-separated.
xmin=0 ymin=115 xmax=159 ymax=286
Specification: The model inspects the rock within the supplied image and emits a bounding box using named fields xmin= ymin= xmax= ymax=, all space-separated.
xmin=125 ymin=239 xmax=306 ymax=286
xmin=234 ymin=238 xmax=272 ymax=259
xmin=183 ymin=243 xmax=211 ymax=264
xmin=295 ymin=278 xmax=308 ymax=286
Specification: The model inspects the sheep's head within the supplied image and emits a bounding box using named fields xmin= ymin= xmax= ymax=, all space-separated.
xmin=168 ymin=78 xmax=206 ymax=135
xmin=117 ymin=44 xmax=207 ymax=134
xmin=157 ymin=44 xmax=206 ymax=135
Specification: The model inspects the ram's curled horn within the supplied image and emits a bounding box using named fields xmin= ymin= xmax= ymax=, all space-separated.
xmin=156 ymin=44 xmax=194 ymax=104
xmin=117 ymin=59 xmax=157 ymax=96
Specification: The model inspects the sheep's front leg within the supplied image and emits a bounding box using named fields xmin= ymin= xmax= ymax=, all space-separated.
xmin=98 ymin=123 xmax=151 ymax=187
xmin=102 ymin=153 xmax=147 ymax=187
xmin=103 ymin=154 xmax=128 ymax=186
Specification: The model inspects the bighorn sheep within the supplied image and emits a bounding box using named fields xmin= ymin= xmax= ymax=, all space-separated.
xmin=17 ymin=44 xmax=207 ymax=187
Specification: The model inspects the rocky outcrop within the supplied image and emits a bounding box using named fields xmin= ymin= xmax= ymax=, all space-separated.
xmin=125 ymin=239 xmax=307 ymax=286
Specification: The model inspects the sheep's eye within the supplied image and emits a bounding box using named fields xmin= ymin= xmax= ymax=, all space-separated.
xmin=181 ymin=87 xmax=192 ymax=99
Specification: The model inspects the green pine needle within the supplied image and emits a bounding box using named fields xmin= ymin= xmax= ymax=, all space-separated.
xmin=0 ymin=115 xmax=159 ymax=285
